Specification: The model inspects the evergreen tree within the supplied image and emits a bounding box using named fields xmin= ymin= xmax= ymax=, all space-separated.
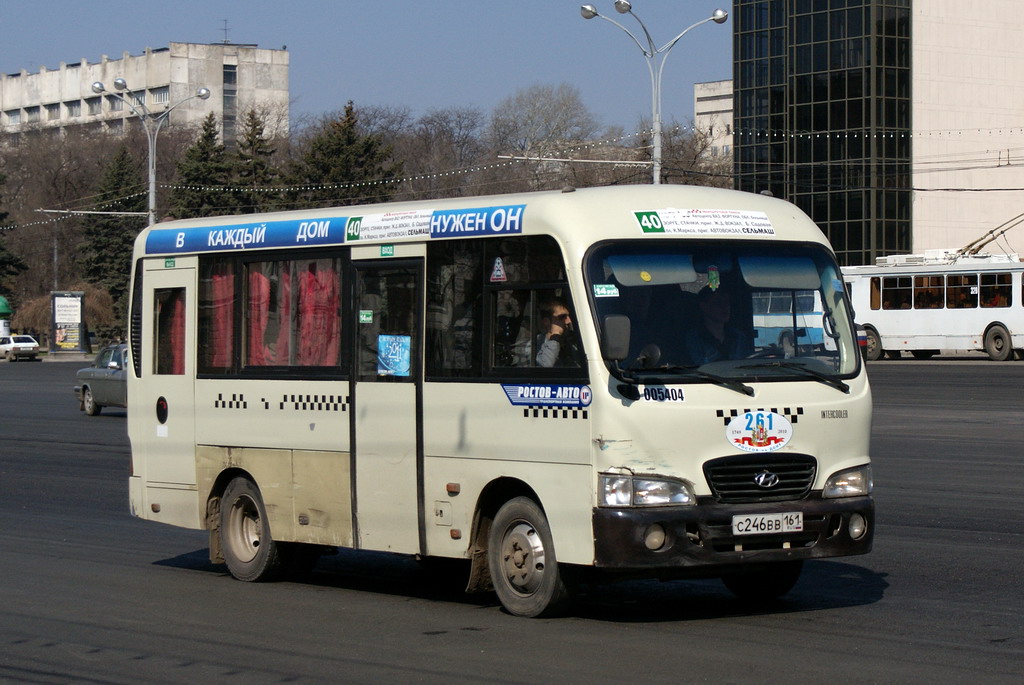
xmin=0 ymin=172 xmax=28 ymax=297
xmin=79 ymin=146 xmax=146 ymax=322
xmin=289 ymin=102 xmax=402 ymax=208
xmin=168 ymin=113 xmax=238 ymax=219
xmin=234 ymin=109 xmax=280 ymax=213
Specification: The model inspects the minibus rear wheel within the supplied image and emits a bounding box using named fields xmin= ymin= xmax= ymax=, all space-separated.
xmin=489 ymin=496 xmax=571 ymax=618
xmin=220 ymin=476 xmax=284 ymax=582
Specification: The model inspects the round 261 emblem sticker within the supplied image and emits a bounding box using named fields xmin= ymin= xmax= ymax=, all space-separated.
xmin=726 ymin=411 xmax=793 ymax=453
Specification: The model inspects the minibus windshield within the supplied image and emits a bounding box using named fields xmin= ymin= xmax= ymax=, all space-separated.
xmin=586 ymin=240 xmax=860 ymax=384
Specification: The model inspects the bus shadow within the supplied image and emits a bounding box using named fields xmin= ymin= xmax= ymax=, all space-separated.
xmin=156 ymin=548 xmax=887 ymax=622
xmin=570 ymin=560 xmax=889 ymax=623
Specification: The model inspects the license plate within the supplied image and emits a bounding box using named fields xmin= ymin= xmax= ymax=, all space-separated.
xmin=732 ymin=512 xmax=803 ymax=536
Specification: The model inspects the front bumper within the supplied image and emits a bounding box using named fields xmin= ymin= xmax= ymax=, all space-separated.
xmin=593 ymin=494 xmax=873 ymax=574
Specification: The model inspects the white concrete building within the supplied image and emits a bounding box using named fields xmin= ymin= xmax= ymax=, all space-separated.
xmin=693 ymin=79 xmax=733 ymax=166
xmin=910 ymin=0 xmax=1024 ymax=257
xmin=1 ymin=42 xmax=289 ymax=144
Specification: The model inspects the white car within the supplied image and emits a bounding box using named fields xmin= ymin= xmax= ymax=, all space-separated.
xmin=0 ymin=334 xmax=40 ymax=362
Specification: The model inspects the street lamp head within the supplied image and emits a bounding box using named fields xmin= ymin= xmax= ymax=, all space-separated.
xmin=580 ymin=4 xmax=599 ymax=19
xmin=613 ymin=0 xmax=631 ymax=14
xmin=712 ymin=8 xmax=728 ymax=24
xmin=196 ymin=87 xmax=211 ymax=100
xmin=91 ymin=82 xmax=106 ymax=94
xmin=113 ymin=78 xmax=128 ymax=91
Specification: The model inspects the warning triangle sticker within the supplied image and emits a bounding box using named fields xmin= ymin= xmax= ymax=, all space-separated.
xmin=490 ymin=257 xmax=507 ymax=282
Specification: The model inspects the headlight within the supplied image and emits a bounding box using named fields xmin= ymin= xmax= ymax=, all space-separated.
xmin=822 ymin=464 xmax=873 ymax=498
xmin=600 ymin=475 xmax=696 ymax=506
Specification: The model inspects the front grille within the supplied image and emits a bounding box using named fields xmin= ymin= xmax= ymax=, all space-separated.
xmin=703 ymin=454 xmax=817 ymax=503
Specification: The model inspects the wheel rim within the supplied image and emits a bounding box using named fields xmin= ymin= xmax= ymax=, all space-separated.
xmin=84 ymin=390 xmax=93 ymax=411
xmin=499 ymin=521 xmax=547 ymax=597
xmin=225 ymin=494 xmax=262 ymax=564
xmin=866 ymin=332 xmax=878 ymax=356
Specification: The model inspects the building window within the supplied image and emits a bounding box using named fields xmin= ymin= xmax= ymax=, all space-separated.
xmin=223 ymin=64 xmax=237 ymax=87
xmin=86 ymin=97 xmax=102 ymax=115
xmin=151 ymin=87 xmax=169 ymax=105
xmin=46 ymin=104 xmax=60 ymax=121
xmin=131 ymin=92 xmax=145 ymax=107
xmin=65 ymin=100 xmax=82 ymax=118
xmin=4 ymin=110 xmax=20 ymax=125
xmin=107 ymin=95 xmax=123 ymax=112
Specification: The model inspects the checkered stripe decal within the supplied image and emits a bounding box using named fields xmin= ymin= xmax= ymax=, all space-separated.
xmin=716 ymin=407 xmax=804 ymax=426
xmin=522 ymin=406 xmax=589 ymax=420
xmin=214 ymin=393 xmax=349 ymax=412
xmin=214 ymin=393 xmax=248 ymax=409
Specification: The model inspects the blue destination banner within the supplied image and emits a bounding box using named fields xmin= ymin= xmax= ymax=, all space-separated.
xmin=430 ymin=204 xmax=525 ymax=238
xmin=145 ymin=203 xmax=528 ymax=254
xmin=145 ymin=217 xmax=349 ymax=254
xmin=501 ymin=384 xmax=592 ymax=408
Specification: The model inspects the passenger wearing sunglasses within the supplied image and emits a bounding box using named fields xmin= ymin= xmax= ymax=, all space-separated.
xmin=536 ymin=297 xmax=581 ymax=368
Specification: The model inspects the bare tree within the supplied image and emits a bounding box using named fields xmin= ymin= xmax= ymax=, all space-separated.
xmin=484 ymin=83 xmax=600 ymax=192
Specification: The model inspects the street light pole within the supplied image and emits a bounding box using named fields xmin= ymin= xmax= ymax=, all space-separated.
xmin=91 ymin=79 xmax=211 ymax=224
xmin=581 ymin=1 xmax=727 ymax=184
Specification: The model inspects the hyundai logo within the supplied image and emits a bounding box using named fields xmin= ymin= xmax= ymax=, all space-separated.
xmin=753 ymin=470 xmax=780 ymax=488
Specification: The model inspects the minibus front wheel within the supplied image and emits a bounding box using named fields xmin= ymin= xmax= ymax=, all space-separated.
xmin=489 ymin=496 xmax=571 ymax=618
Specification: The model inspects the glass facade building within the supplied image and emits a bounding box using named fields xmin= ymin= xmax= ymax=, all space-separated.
xmin=733 ymin=0 xmax=911 ymax=265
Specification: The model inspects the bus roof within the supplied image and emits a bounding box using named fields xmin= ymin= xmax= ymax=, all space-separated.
xmin=135 ymin=184 xmax=830 ymax=259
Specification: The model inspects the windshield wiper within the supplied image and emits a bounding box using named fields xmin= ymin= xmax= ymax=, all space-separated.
xmin=631 ymin=366 xmax=755 ymax=397
xmin=739 ymin=360 xmax=850 ymax=394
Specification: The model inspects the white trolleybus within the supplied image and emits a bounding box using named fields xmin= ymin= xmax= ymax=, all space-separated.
xmin=843 ymin=250 xmax=1024 ymax=361
xmin=127 ymin=185 xmax=873 ymax=617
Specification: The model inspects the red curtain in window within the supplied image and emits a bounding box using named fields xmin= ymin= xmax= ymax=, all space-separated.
xmin=247 ymin=270 xmax=270 ymax=365
xmin=247 ymin=265 xmax=292 ymax=366
xmin=209 ymin=270 xmax=234 ymax=368
xmin=168 ymin=290 xmax=185 ymax=375
xmin=297 ymin=261 xmax=340 ymax=365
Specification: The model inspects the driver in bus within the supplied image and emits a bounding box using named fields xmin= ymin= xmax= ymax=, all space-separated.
xmin=536 ymin=298 xmax=582 ymax=367
xmin=684 ymin=285 xmax=753 ymax=365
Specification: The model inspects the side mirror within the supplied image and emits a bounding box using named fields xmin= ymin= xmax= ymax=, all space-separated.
xmin=601 ymin=314 xmax=631 ymax=362
xmin=108 ymin=360 xmax=121 ymax=370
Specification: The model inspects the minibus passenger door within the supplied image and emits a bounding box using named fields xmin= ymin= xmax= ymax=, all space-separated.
xmin=136 ymin=261 xmax=197 ymax=487
xmin=351 ymin=257 xmax=424 ymax=555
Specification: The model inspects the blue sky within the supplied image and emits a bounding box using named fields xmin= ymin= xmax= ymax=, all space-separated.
xmin=1 ymin=0 xmax=733 ymax=131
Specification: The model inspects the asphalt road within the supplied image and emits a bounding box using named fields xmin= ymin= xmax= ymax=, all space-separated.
xmin=1 ymin=359 xmax=1021 ymax=684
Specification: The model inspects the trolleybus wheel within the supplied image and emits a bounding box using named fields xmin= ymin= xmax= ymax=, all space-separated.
xmin=722 ymin=560 xmax=803 ymax=601
xmin=864 ymin=327 xmax=883 ymax=361
xmin=488 ymin=496 xmax=571 ymax=618
xmin=984 ymin=325 xmax=1012 ymax=361
xmin=220 ymin=476 xmax=284 ymax=582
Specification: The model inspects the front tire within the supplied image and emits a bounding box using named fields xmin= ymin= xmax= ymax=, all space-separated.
xmin=984 ymin=325 xmax=1012 ymax=361
xmin=83 ymin=387 xmax=101 ymax=415
xmin=722 ymin=560 xmax=803 ymax=601
xmin=220 ymin=477 xmax=285 ymax=582
xmin=488 ymin=496 xmax=571 ymax=617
